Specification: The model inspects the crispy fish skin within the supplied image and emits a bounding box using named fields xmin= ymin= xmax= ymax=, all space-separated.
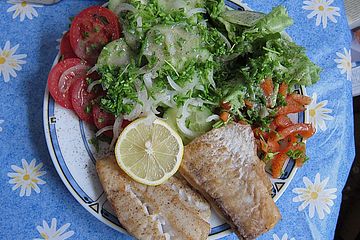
xmin=179 ymin=123 xmax=281 ymax=239
xmin=96 ymin=156 xmax=211 ymax=240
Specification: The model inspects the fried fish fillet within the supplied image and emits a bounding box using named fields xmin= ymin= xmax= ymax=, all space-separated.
xmin=179 ymin=123 xmax=281 ymax=239
xmin=96 ymin=156 xmax=211 ymax=240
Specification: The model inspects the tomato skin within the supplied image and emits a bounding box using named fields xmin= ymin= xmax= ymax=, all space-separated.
xmin=92 ymin=104 xmax=115 ymax=137
xmin=69 ymin=6 xmax=121 ymax=65
xmin=70 ymin=77 xmax=97 ymax=123
xmin=92 ymin=104 xmax=115 ymax=129
xmin=60 ymin=32 xmax=77 ymax=60
xmin=122 ymin=120 xmax=131 ymax=128
xmin=48 ymin=58 xmax=82 ymax=109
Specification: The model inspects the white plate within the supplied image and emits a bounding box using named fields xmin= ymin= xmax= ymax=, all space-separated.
xmin=43 ymin=1 xmax=308 ymax=238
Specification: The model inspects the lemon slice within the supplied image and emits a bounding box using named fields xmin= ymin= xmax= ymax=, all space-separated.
xmin=115 ymin=117 xmax=184 ymax=186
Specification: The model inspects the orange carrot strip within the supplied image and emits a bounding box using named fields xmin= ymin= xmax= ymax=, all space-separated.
xmin=220 ymin=112 xmax=230 ymax=122
xmin=289 ymin=93 xmax=312 ymax=105
xmin=261 ymin=78 xmax=274 ymax=97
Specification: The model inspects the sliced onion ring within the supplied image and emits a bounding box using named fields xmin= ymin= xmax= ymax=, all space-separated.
xmin=110 ymin=116 xmax=124 ymax=149
xmin=186 ymin=8 xmax=207 ymax=17
xmin=113 ymin=3 xmax=137 ymax=15
xmin=206 ymin=114 xmax=220 ymax=122
xmin=95 ymin=126 xmax=113 ymax=137
xmin=87 ymin=80 xmax=101 ymax=93
xmin=59 ymin=63 xmax=89 ymax=93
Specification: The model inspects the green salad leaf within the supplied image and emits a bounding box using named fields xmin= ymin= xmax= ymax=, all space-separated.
xmin=96 ymin=0 xmax=321 ymax=136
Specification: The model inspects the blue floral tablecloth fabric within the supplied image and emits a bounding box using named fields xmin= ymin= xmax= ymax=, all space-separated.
xmin=0 ymin=0 xmax=355 ymax=239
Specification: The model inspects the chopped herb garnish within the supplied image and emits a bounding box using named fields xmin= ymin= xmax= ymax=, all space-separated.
xmin=98 ymin=117 xmax=104 ymax=123
xmin=84 ymin=105 xmax=92 ymax=114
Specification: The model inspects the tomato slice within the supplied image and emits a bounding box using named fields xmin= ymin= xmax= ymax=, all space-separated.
xmin=92 ymin=104 xmax=115 ymax=136
xmin=71 ymin=77 xmax=97 ymax=123
xmin=60 ymin=32 xmax=77 ymax=60
xmin=69 ymin=6 xmax=121 ymax=65
xmin=122 ymin=119 xmax=131 ymax=128
xmin=48 ymin=58 xmax=83 ymax=109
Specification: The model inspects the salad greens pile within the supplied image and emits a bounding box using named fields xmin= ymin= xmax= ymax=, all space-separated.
xmin=96 ymin=0 xmax=321 ymax=142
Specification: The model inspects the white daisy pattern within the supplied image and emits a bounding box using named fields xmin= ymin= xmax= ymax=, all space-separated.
xmin=293 ymin=173 xmax=337 ymax=219
xmin=273 ymin=233 xmax=295 ymax=240
xmin=335 ymin=48 xmax=352 ymax=80
xmin=306 ymin=92 xmax=334 ymax=131
xmin=0 ymin=41 xmax=27 ymax=82
xmin=302 ymin=0 xmax=340 ymax=28
xmin=34 ymin=218 xmax=75 ymax=240
xmin=0 ymin=119 xmax=4 ymax=132
xmin=7 ymin=159 xmax=46 ymax=197
xmin=6 ymin=0 xmax=43 ymax=22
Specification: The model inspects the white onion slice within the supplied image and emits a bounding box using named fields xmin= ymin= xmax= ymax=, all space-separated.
xmin=59 ymin=64 xmax=89 ymax=93
xmin=95 ymin=126 xmax=113 ymax=137
xmin=124 ymin=103 xmax=142 ymax=121
xmin=184 ymin=74 xmax=199 ymax=92
xmin=113 ymin=3 xmax=137 ymax=15
xmin=123 ymin=89 xmax=148 ymax=121
xmin=136 ymin=16 xmax=142 ymax=28
xmin=167 ymin=75 xmax=182 ymax=92
xmin=206 ymin=114 xmax=219 ymax=122
xmin=176 ymin=98 xmax=204 ymax=138
xmin=207 ymin=68 xmax=216 ymax=88
xmin=151 ymin=105 xmax=160 ymax=115
xmin=186 ymin=8 xmax=207 ymax=17
xmin=134 ymin=78 xmax=143 ymax=92
xmin=87 ymin=80 xmax=101 ymax=93
xmin=218 ymin=31 xmax=231 ymax=49
xmin=143 ymin=72 xmax=154 ymax=89
xmin=138 ymin=62 xmax=160 ymax=75
xmin=87 ymin=65 xmax=98 ymax=75
xmin=110 ymin=116 xmax=124 ymax=149
xmin=217 ymin=52 xmax=241 ymax=62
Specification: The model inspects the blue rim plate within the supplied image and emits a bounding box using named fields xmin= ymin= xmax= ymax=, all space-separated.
xmin=43 ymin=1 xmax=309 ymax=238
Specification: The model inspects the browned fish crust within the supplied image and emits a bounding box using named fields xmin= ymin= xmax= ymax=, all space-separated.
xmin=96 ymin=155 xmax=211 ymax=240
xmin=180 ymin=123 xmax=281 ymax=239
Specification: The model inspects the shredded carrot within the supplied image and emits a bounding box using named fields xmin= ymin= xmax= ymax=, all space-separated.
xmin=220 ymin=101 xmax=231 ymax=110
xmin=244 ymin=99 xmax=254 ymax=109
xmin=279 ymin=83 xmax=288 ymax=97
xmin=277 ymin=103 xmax=305 ymax=115
xmin=220 ymin=111 xmax=230 ymax=122
xmin=261 ymin=78 xmax=274 ymax=97
xmin=274 ymin=123 xmax=315 ymax=142
xmin=274 ymin=115 xmax=293 ymax=128
xmin=253 ymin=127 xmax=269 ymax=140
xmin=289 ymin=93 xmax=312 ymax=105
xmin=272 ymin=152 xmax=288 ymax=178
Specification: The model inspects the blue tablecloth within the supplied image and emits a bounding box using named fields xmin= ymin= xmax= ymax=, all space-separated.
xmin=0 ymin=0 xmax=355 ymax=239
